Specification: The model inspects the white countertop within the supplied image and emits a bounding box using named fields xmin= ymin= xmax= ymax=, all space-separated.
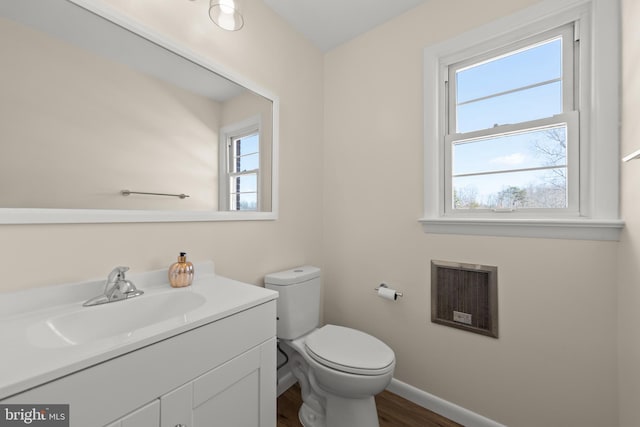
xmin=0 ymin=261 xmax=277 ymax=400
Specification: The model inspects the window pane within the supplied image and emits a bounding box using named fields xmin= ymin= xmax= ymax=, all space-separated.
xmin=230 ymin=174 xmax=258 ymax=211
xmin=453 ymin=125 xmax=567 ymax=176
xmin=230 ymin=192 xmax=257 ymax=211
xmin=231 ymin=174 xmax=257 ymax=193
xmin=453 ymin=168 xmax=567 ymax=209
xmin=456 ymin=82 xmax=562 ymax=133
xmin=232 ymin=132 xmax=259 ymax=172
xmin=236 ymin=133 xmax=259 ymax=155
xmin=453 ymin=124 xmax=568 ymax=210
xmin=234 ymin=153 xmax=259 ymax=172
xmin=455 ymin=37 xmax=563 ymax=133
xmin=457 ymin=39 xmax=562 ymax=103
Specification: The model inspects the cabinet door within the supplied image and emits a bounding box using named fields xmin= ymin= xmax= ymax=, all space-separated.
xmin=162 ymin=338 xmax=275 ymax=427
xmin=160 ymin=382 xmax=192 ymax=427
xmin=106 ymin=399 xmax=160 ymax=427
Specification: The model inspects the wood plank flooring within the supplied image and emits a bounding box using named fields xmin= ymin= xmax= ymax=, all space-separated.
xmin=277 ymin=383 xmax=463 ymax=427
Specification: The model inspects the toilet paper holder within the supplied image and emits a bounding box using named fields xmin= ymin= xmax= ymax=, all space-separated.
xmin=374 ymin=283 xmax=403 ymax=298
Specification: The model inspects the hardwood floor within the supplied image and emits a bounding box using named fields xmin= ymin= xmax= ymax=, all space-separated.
xmin=277 ymin=383 xmax=463 ymax=427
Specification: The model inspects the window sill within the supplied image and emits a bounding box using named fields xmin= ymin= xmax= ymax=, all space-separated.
xmin=419 ymin=217 xmax=624 ymax=241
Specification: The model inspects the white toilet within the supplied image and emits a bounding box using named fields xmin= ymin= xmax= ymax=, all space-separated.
xmin=265 ymin=266 xmax=395 ymax=427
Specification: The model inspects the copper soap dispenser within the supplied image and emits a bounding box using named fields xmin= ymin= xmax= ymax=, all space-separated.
xmin=169 ymin=252 xmax=194 ymax=288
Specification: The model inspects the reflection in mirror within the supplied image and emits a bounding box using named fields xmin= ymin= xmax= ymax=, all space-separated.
xmin=0 ymin=0 xmax=276 ymax=223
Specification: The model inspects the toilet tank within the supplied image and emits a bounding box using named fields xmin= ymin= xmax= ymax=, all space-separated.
xmin=264 ymin=266 xmax=321 ymax=340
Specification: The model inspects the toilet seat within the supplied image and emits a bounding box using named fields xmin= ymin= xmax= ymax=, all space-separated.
xmin=304 ymin=325 xmax=395 ymax=376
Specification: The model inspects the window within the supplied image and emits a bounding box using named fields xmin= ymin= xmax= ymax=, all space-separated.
xmin=447 ymin=25 xmax=578 ymax=213
xmin=422 ymin=0 xmax=623 ymax=240
xmin=220 ymin=117 xmax=261 ymax=211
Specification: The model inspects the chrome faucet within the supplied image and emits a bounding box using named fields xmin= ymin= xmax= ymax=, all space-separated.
xmin=83 ymin=266 xmax=144 ymax=307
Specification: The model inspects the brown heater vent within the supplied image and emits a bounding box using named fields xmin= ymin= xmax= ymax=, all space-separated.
xmin=431 ymin=260 xmax=498 ymax=338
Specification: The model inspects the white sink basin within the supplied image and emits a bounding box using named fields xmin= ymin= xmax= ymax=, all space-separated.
xmin=0 ymin=261 xmax=279 ymax=400
xmin=27 ymin=291 xmax=206 ymax=348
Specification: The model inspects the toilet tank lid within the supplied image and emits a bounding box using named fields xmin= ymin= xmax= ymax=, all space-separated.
xmin=265 ymin=266 xmax=320 ymax=285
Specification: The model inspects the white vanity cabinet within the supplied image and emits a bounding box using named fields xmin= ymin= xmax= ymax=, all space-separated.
xmin=2 ymin=299 xmax=277 ymax=427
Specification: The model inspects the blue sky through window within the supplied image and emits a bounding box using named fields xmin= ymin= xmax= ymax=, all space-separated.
xmin=451 ymin=37 xmax=567 ymax=209
xmin=456 ymin=38 xmax=562 ymax=103
xmin=234 ymin=132 xmax=259 ymax=172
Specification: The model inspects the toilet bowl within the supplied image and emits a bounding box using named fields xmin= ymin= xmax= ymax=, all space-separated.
xmin=265 ymin=267 xmax=396 ymax=427
xmin=283 ymin=325 xmax=395 ymax=427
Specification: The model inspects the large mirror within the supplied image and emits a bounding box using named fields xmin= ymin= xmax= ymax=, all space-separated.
xmin=0 ymin=0 xmax=278 ymax=223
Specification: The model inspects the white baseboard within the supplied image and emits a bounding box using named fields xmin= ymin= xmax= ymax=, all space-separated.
xmin=277 ymin=373 xmax=505 ymax=426
xmin=277 ymin=369 xmax=297 ymax=397
xmin=386 ymin=378 xmax=506 ymax=427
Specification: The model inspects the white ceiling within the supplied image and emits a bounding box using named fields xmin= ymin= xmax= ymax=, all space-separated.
xmin=263 ymin=0 xmax=429 ymax=52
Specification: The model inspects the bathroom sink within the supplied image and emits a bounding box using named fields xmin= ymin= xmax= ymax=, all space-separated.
xmin=0 ymin=261 xmax=279 ymax=401
xmin=27 ymin=291 xmax=206 ymax=348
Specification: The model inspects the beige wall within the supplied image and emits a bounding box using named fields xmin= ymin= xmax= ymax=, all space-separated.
xmin=618 ymin=0 xmax=640 ymax=425
xmin=323 ymin=0 xmax=620 ymax=425
xmin=0 ymin=0 xmax=324 ymax=291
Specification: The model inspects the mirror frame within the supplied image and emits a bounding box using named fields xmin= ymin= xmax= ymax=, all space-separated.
xmin=0 ymin=0 xmax=279 ymax=224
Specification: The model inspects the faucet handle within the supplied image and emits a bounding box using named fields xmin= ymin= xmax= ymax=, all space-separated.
xmin=106 ymin=266 xmax=130 ymax=285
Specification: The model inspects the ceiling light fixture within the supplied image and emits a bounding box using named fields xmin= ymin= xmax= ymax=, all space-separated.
xmin=209 ymin=0 xmax=244 ymax=31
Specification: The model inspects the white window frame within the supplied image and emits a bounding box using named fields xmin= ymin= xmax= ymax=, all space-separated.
xmin=219 ymin=115 xmax=261 ymax=211
xmin=421 ymin=0 xmax=623 ymax=240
